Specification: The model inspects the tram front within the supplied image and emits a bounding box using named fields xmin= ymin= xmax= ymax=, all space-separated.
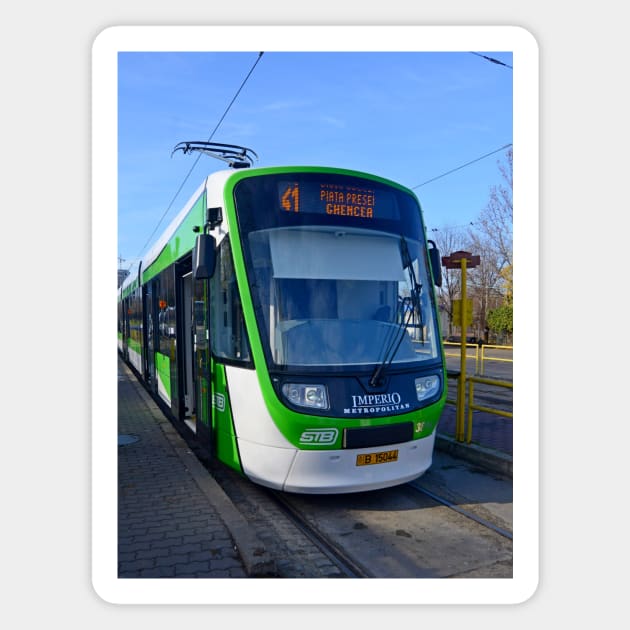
xmin=225 ymin=168 xmax=446 ymax=493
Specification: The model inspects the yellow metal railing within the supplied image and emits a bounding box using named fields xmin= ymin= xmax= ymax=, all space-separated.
xmin=445 ymin=371 xmax=513 ymax=443
xmin=479 ymin=344 xmax=513 ymax=375
xmin=466 ymin=376 xmax=513 ymax=444
xmin=443 ymin=341 xmax=479 ymax=364
xmin=443 ymin=341 xmax=513 ymax=375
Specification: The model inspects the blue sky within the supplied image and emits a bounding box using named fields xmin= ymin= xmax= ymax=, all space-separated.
xmin=117 ymin=50 xmax=513 ymax=269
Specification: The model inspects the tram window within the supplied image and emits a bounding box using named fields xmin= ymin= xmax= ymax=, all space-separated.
xmin=210 ymin=238 xmax=252 ymax=365
xmin=157 ymin=269 xmax=177 ymax=350
xmin=130 ymin=290 xmax=142 ymax=346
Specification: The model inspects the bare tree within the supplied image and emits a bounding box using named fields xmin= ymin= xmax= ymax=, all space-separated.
xmin=429 ymin=149 xmax=513 ymax=342
xmin=467 ymin=230 xmax=504 ymax=340
xmin=473 ymin=148 xmax=513 ymax=342
xmin=476 ymin=147 xmax=513 ymax=269
xmin=430 ymin=226 xmax=468 ymax=337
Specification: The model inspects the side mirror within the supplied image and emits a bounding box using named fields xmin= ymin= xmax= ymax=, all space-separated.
xmin=427 ymin=240 xmax=442 ymax=287
xmin=193 ymin=233 xmax=216 ymax=279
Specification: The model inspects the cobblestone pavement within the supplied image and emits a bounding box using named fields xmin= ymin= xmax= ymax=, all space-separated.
xmin=117 ymin=362 xmax=248 ymax=578
xmin=117 ymin=355 xmax=512 ymax=580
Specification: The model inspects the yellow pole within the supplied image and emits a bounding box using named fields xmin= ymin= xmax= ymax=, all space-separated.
xmin=467 ymin=378 xmax=474 ymax=444
xmin=456 ymin=257 xmax=467 ymax=441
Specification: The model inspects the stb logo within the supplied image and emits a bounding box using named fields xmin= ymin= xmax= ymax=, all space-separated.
xmin=299 ymin=428 xmax=339 ymax=445
xmin=212 ymin=393 xmax=225 ymax=412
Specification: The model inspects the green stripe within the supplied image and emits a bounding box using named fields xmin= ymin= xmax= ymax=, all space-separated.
xmin=155 ymin=352 xmax=171 ymax=401
xmin=213 ymin=363 xmax=242 ymax=473
xmin=142 ymin=191 xmax=207 ymax=283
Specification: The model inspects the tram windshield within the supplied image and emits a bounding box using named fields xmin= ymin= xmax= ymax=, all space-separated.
xmin=233 ymin=173 xmax=441 ymax=371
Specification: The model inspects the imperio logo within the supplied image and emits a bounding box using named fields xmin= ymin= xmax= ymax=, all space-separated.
xmin=344 ymin=392 xmax=410 ymax=415
xmin=299 ymin=428 xmax=339 ymax=445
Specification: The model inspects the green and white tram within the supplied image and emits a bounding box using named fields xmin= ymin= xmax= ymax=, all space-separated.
xmin=118 ymin=143 xmax=446 ymax=493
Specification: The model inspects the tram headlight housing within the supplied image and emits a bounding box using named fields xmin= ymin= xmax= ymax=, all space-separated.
xmin=282 ymin=383 xmax=330 ymax=410
xmin=415 ymin=374 xmax=441 ymax=402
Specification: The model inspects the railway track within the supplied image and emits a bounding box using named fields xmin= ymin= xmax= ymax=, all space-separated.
xmin=209 ymin=459 xmax=513 ymax=579
xmin=407 ymin=481 xmax=513 ymax=541
xmin=267 ymin=489 xmax=374 ymax=578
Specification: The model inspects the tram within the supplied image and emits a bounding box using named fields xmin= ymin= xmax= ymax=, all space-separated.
xmin=118 ymin=142 xmax=446 ymax=493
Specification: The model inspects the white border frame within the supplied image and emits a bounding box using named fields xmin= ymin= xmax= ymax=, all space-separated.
xmin=92 ymin=25 xmax=539 ymax=605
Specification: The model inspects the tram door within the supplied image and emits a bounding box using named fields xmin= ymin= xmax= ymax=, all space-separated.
xmin=179 ymin=271 xmax=212 ymax=448
xmin=193 ymin=277 xmax=212 ymax=452
xmin=143 ymin=281 xmax=158 ymax=391
xmin=181 ymin=272 xmax=195 ymax=431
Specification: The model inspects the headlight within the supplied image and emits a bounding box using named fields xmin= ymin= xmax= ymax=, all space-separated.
xmin=282 ymin=383 xmax=329 ymax=410
xmin=415 ymin=375 xmax=440 ymax=402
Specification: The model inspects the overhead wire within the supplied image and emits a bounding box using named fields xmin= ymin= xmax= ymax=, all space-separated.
xmin=133 ymin=51 xmax=265 ymax=264
xmin=418 ymin=143 xmax=513 ymax=234
xmin=124 ymin=51 xmax=508 ymax=268
xmin=469 ymin=51 xmax=513 ymax=69
xmin=415 ymin=53 xmax=511 ymax=229
xmin=411 ymin=143 xmax=512 ymax=190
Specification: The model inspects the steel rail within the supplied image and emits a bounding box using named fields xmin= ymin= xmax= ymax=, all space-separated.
xmin=266 ymin=489 xmax=374 ymax=578
xmin=408 ymin=481 xmax=513 ymax=541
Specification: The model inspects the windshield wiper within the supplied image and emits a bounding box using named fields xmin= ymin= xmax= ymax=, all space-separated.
xmin=403 ymin=241 xmax=425 ymax=346
xmin=369 ymin=237 xmax=425 ymax=388
xmin=369 ymin=296 xmax=414 ymax=387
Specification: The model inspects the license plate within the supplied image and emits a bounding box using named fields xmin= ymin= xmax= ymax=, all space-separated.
xmin=356 ymin=449 xmax=399 ymax=466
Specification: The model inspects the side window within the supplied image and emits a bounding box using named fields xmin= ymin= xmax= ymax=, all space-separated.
xmin=210 ymin=237 xmax=252 ymax=365
xmin=131 ymin=289 xmax=142 ymax=345
xmin=157 ymin=269 xmax=176 ymax=350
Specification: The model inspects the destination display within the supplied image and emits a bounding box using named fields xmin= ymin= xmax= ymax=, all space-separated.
xmin=278 ymin=180 xmax=400 ymax=221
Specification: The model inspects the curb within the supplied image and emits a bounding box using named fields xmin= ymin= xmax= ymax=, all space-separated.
xmin=167 ymin=436 xmax=278 ymax=578
xmin=131 ymin=372 xmax=277 ymax=578
xmin=436 ymin=434 xmax=512 ymax=478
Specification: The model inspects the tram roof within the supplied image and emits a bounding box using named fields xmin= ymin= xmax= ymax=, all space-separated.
xmin=140 ymin=169 xmax=235 ymax=274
